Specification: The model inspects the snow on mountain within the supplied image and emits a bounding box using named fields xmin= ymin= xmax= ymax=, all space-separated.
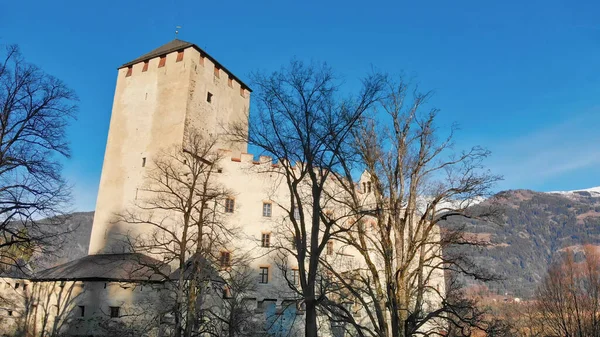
xmin=548 ymin=186 xmax=600 ymax=196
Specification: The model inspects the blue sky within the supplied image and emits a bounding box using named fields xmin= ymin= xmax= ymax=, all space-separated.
xmin=1 ymin=0 xmax=599 ymax=211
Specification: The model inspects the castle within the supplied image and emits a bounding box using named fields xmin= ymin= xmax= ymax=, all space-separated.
xmin=0 ymin=39 xmax=445 ymax=336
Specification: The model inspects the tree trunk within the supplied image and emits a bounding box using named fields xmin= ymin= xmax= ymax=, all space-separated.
xmin=305 ymin=297 xmax=318 ymax=337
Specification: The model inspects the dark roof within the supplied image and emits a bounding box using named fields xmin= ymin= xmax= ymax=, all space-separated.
xmin=168 ymin=253 xmax=224 ymax=283
xmin=34 ymin=253 xmax=170 ymax=282
xmin=120 ymin=39 xmax=251 ymax=92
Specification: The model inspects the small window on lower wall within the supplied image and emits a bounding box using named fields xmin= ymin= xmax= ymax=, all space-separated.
xmin=110 ymin=306 xmax=120 ymax=318
xmin=78 ymin=305 xmax=85 ymax=317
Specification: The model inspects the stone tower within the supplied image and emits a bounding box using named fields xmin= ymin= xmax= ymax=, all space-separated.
xmin=88 ymin=39 xmax=251 ymax=254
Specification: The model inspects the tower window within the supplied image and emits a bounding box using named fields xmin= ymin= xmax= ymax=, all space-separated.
xmin=158 ymin=55 xmax=166 ymax=68
xmin=367 ymin=181 xmax=372 ymax=193
xmin=291 ymin=269 xmax=299 ymax=285
xmin=262 ymin=203 xmax=272 ymax=217
xmin=78 ymin=305 xmax=85 ymax=317
xmin=261 ymin=233 xmax=271 ymax=248
xmin=327 ymin=241 xmax=334 ymax=255
xmin=109 ymin=306 xmax=120 ymax=318
xmin=142 ymin=157 xmax=146 ymax=167
xmin=259 ymin=267 xmax=269 ymax=284
xmin=240 ymin=87 xmax=246 ymax=97
xmin=176 ymin=50 xmax=184 ymax=62
xmin=220 ymin=251 xmax=231 ymax=268
xmin=207 ymin=92 xmax=213 ymax=103
xmin=7 ymin=309 xmax=12 ymax=316
xmin=228 ymin=77 xmax=233 ymax=87
xmin=142 ymin=61 xmax=149 ymax=72
xmin=199 ymin=54 xmax=205 ymax=66
xmin=126 ymin=66 xmax=133 ymax=77
xmin=214 ymin=66 xmax=220 ymax=78
xmin=225 ymin=198 xmax=235 ymax=213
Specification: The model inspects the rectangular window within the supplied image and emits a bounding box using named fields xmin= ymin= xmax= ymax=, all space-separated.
xmin=291 ymin=269 xmax=299 ymax=285
xmin=15 ymin=283 xmax=19 ymax=289
xmin=7 ymin=309 xmax=12 ymax=316
xmin=262 ymin=203 xmax=272 ymax=217
xmin=261 ymin=233 xmax=271 ymax=248
xmin=142 ymin=61 xmax=149 ymax=72
xmin=259 ymin=267 xmax=269 ymax=284
xmin=327 ymin=241 xmax=334 ymax=255
xmin=126 ymin=66 xmax=133 ymax=77
xmin=293 ymin=207 xmax=300 ymax=220
xmin=110 ymin=306 xmax=120 ymax=318
xmin=78 ymin=305 xmax=85 ymax=317
xmin=142 ymin=157 xmax=146 ymax=167
xmin=176 ymin=50 xmax=184 ymax=62
xmin=158 ymin=55 xmax=166 ymax=68
xmin=214 ymin=66 xmax=220 ymax=78
xmin=207 ymin=92 xmax=213 ymax=103
xmin=220 ymin=251 xmax=231 ymax=268
xmin=225 ymin=198 xmax=235 ymax=213
xmin=228 ymin=77 xmax=233 ymax=87
xmin=367 ymin=181 xmax=372 ymax=193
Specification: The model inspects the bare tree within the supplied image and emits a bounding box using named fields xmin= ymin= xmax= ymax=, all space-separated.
xmin=534 ymin=245 xmax=600 ymax=337
xmin=0 ymin=44 xmax=77 ymax=272
xmin=229 ymin=60 xmax=384 ymax=337
xmin=317 ymin=77 xmax=502 ymax=337
xmin=118 ymin=129 xmax=238 ymax=337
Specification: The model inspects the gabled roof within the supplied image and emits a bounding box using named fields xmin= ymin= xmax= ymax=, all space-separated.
xmin=34 ymin=253 xmax=169 ymax=282
xmin=119 ymin=39 xmax=251 ymax=92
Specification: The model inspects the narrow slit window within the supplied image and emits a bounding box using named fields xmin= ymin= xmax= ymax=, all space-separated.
xmin=176 ymin=50 xmax=184 ymax=62
xmin=126 ymin=66 xmax=132 ymax=77
xmin=367 ymin=181 xmax=372 ymax=193
xmin=78 ymin=305 xmax=85 ymax=317
xmin=158 ymin=55 xmax=166 ymax=68
xmin=142 ymin=61 xmax=149 ymax=72
xmin=142 ymin=157 xmax=146 ymax=167
xmin=207 ymin=92 xmax=213 ymax=103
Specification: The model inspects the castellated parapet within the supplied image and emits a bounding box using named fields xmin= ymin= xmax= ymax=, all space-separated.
xmin=0 ymin=40 xmax=446 ymax=337
xmin=88 ymin=39 xmax=251 ymax=255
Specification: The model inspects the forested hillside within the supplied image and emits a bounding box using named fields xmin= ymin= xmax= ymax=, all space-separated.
xmin=442 ymin=189 xmax=600 ymax=298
